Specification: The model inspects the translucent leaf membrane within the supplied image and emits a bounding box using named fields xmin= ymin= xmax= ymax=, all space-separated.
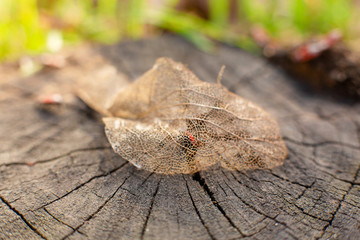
xmin=75 ymin=64 xmax=130 ymax=116
xmin=94 ymin=58 xmax=287 ymax=174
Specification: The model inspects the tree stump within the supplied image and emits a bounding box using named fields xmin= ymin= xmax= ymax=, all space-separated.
xmin=1 ymin=35 xmax=359 ymax=240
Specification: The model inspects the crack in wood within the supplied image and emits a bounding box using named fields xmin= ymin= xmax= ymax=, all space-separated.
xmin=1 ymin=146 xmax=112 ymax=167
xmin=338 ymin=197 xmax=360 ymax=209
xmin=140 ymin=178 xmax=162 ymax=240
xmin=0 ymin=122 xmax=64 ymax=156
xmin=243 ymin=174 xmax=330 ymax=225
xmin=43 ymin=207 xmax=76 ymax=231
xmin=268 ymin=170 xmax=316 ymax=188
xmin=285 ymin=195 xmax=330 ymax=224
xmin=243 ymin=217 xmax=272 ymax=238
xmin=0 ymin=194 xmax=47 ymax=239
xmin=141 ymin=171 xmax=155 ymax=186
xmin=35 ymin=162 xmax=128 ymax=211
xmin=119 ymin=187 xmax=138 ymax=197
xmin=294 ymin=180 xmax=316 ymax=201
xmin=287 ymin=145 xmax=358 ymax=185
xmin=217 ymin=182 xmax=229 ymax=197
xmin=192 ymin=172 xmax=245 ymax=237
xmin=239 ymin=170 xmax=313 ymax=198
xmin=230 ymin=172 xmax=260 ymax=193
xmin=222 ymin=181 xmax=298 ymax=239
xmin=184 ymin=176 xmax=216 ymax=240
xmin=316 ymin=165 xmax=360 ymax=239
xmin=21 ymin=125 xmax=69 ymax=155
xmin=61 ymin=177 xmax=130 ymax=240
xmin=232 ymin=172 xmax=329 ymax=228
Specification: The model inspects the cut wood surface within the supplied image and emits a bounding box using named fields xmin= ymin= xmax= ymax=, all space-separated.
xmin=1 ymin=35 xmax=360 ymax=240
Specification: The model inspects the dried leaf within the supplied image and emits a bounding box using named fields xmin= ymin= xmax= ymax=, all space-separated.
xmin=76 ymin=64 xmax=129 ymax=116
xmin=79 ymin=58 xmax=286 ymax=174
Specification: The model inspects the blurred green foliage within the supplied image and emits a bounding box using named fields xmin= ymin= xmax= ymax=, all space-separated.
xmin=0 ymin=0 xmax=359 ymax=61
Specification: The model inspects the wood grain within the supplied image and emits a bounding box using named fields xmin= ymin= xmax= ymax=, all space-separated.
xmin=1 ymin=35 xmax=359 ymax=240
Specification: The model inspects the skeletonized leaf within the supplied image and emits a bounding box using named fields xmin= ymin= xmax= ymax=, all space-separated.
xmin=98 ymin=58 xmax=287 ymax=174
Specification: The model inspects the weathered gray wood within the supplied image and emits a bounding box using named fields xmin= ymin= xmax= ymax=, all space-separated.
xmin=1 ymin=35 xmax=360 ymax=240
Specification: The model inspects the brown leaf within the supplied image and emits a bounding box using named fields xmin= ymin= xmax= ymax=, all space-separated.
xmin=96 ymin=58 xmax=287 ymax=174
xmin=76 ymin=64 xmax=129 ymax=116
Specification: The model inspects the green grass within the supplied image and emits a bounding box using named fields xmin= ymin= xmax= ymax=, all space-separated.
xmin=0 ymin=0 xmax=359 ymax=61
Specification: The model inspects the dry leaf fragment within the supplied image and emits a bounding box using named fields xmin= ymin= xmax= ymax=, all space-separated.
xmin=76 ymin=64 xmax=129 ymax=116
xmin=80 ymin=58 xmax=287 ymax=174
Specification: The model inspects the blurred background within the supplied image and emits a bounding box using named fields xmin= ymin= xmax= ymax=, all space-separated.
xmin=1 ymin=0 xmax=360 ymax=62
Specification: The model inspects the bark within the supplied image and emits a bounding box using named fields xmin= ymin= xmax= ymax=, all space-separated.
xmin=1 ymin=35 xmax=359 ymax=240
